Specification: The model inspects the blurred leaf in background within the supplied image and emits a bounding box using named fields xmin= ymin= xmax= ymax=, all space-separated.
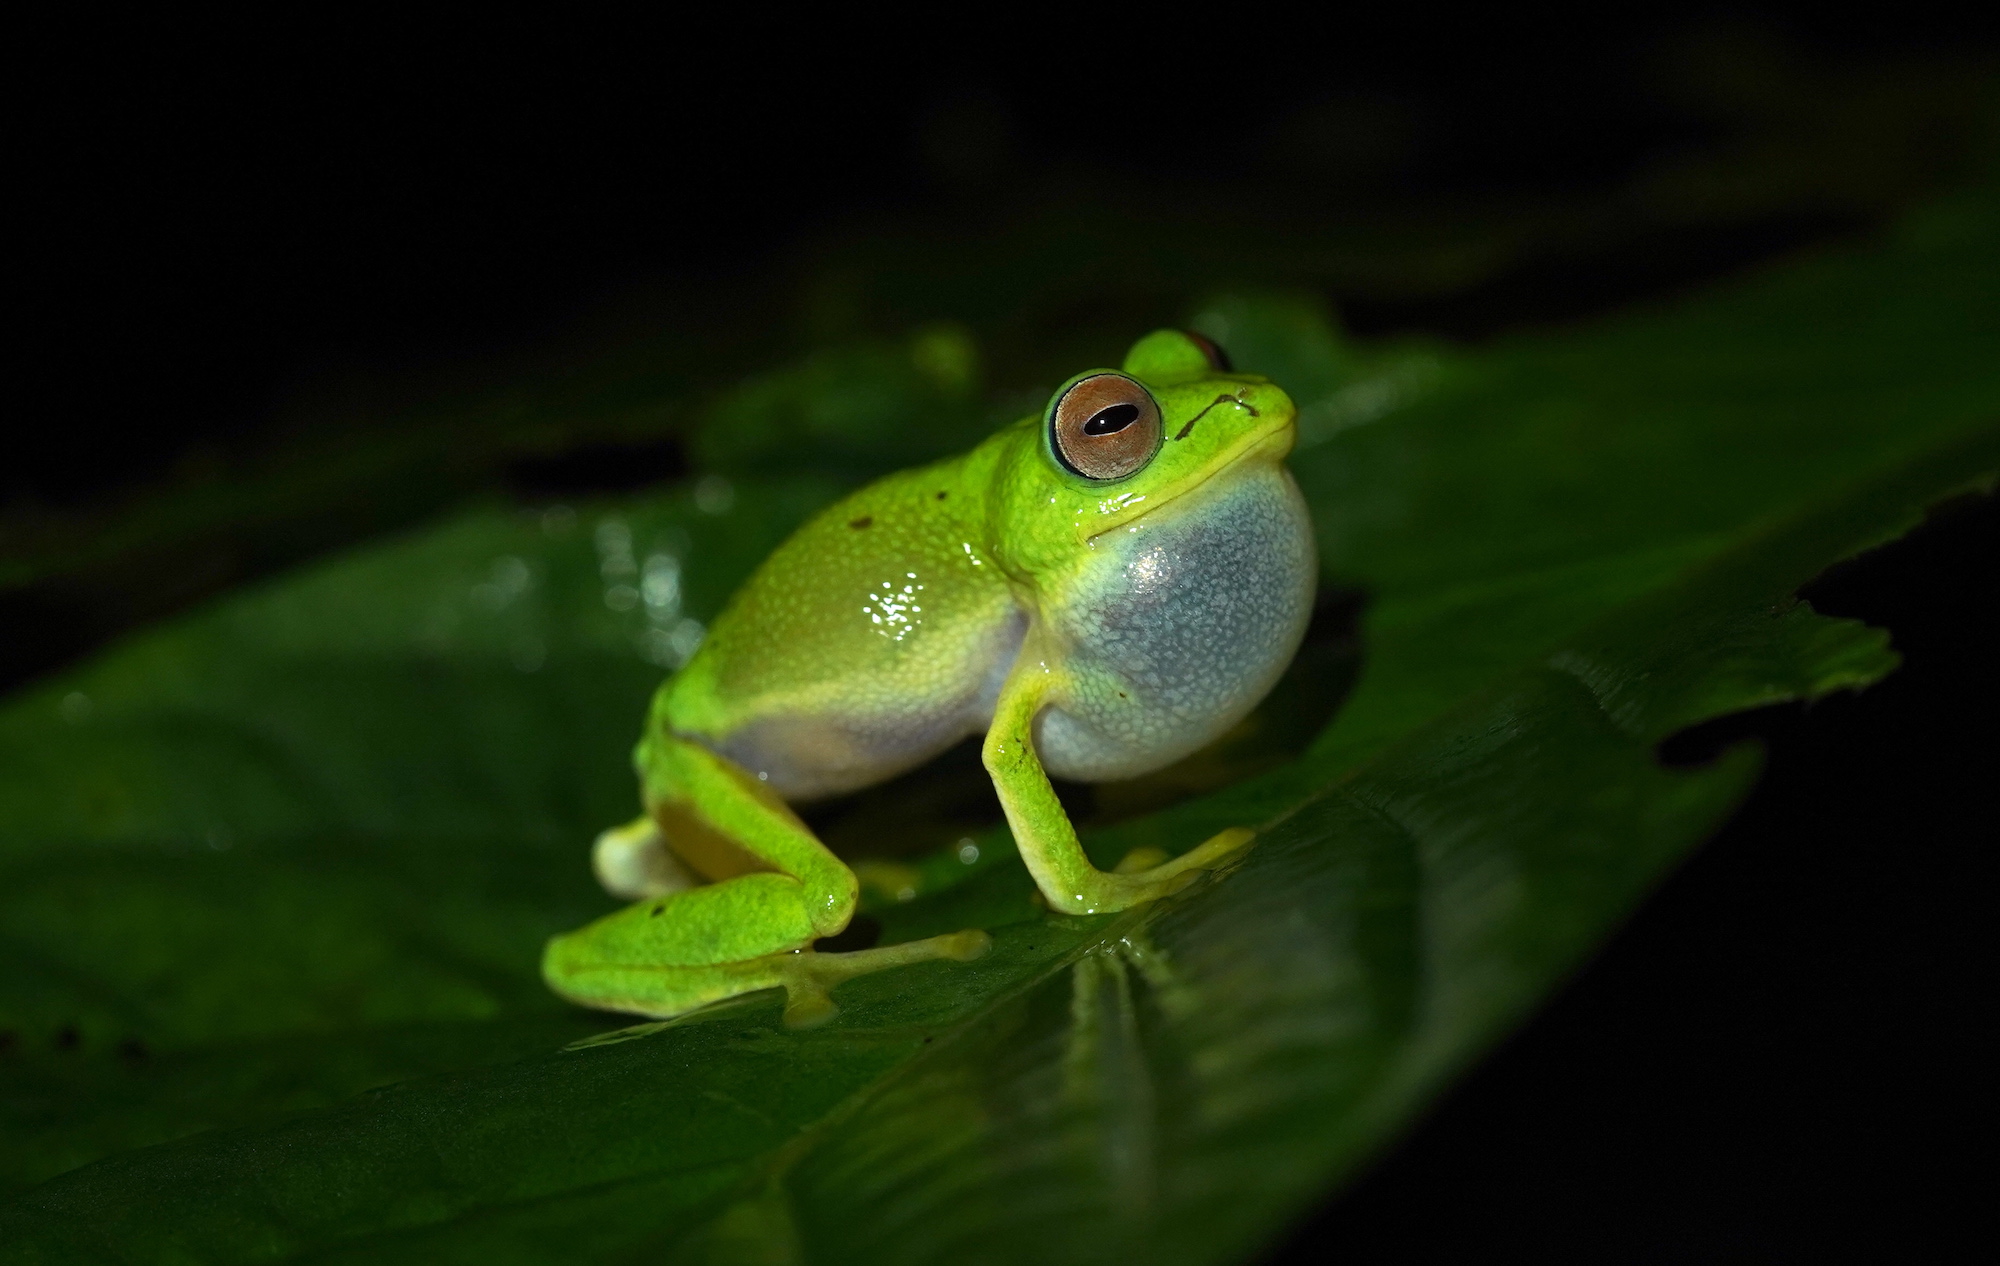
xmin=9 ymin=19 xmax=1996 ymax=701
xmin=695 ymin=324 xmax=993 ymax=480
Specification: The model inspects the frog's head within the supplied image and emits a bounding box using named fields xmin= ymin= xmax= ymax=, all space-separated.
xmin=994 ymin=329 xmax=1298 ymax=564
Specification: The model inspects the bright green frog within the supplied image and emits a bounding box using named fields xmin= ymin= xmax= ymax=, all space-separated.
xmin=543 ymin=329 xmax=1316 ymax=1024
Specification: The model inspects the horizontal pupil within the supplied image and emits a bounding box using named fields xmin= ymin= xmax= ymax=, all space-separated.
xmin=1082 ymin=403 xmax=1140 ymax=435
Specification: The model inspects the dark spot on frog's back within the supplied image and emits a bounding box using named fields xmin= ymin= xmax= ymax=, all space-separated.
xmin=849 ymin=516 xmax=873 ymax=530
xmin=935 ymin=491 xmax=947 ymax=500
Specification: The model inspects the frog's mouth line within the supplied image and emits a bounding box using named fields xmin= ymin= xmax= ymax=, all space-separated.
xmin=1084 ymin=421 xmax=1293 ymax=544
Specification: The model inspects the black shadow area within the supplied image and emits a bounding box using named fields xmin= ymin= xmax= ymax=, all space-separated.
xmin=1272 ymin=491 xmax=1997 ymax=1263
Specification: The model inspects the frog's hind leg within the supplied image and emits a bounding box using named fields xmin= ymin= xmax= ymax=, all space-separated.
xmin=556 ymin=731 xmax=993 ymax=1023
xmin=635 ymin=731 xmax=860 ymax=937
xmin=544 ymin=871 xmax=991 ymax=1025
xmin=641 ymin=732 xmax=997 ymax=1023
xmin=545 ymin=871 xmax=819 ymax=1018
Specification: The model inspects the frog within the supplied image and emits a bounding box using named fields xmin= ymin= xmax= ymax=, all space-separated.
xmin=542 ymin=328 xmax=1317 ymax=1026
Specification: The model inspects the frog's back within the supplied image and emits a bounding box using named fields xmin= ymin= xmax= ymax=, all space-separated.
xmin=663 ymin=458 xmax=1023 ymax=800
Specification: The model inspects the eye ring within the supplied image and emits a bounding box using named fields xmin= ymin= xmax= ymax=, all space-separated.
xmin=1048 ymin=373 xmax=1163 ymax=481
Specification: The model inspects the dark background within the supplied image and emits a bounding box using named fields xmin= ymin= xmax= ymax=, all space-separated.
xmin=11 ymin=6 xmax=1997 ymax=1260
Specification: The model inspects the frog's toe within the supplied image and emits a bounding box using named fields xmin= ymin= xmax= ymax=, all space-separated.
xmin=934 ymin=929 xmax=995 ymax=961
xmin=780 ymin=983 xmax=840 ymax=1029
xmin=1113 ymin=846 xmax=1169 ymax=875
xmin=1137 ymin=827 xmax=1256 ymax=880
xmin=591 ymin=816 xmax=697 ymax=899
xmin=773 ymin=929 xmax=994 ymax=1029
xmin=1093 ymin=828 xmax=1257 ymax=908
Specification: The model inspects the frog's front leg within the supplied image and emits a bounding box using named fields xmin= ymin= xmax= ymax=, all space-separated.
xmin=982 ymin=652 xmax=1256 ymax=916
xmin=544 ymin=733 xmax=988 ymax=1025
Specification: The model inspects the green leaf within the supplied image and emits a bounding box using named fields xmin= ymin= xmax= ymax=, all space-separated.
xmin=2 ymin=188 xmax=1997 ymax=1263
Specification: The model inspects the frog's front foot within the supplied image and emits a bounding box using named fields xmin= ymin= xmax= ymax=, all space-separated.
xmin=1053 ymin=827 xmax=1257 ymax=915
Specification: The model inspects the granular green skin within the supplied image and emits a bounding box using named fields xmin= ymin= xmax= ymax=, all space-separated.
xmin=662 ymin=453 xmax=1018 ymax=770
xmin=545 ymin=329 xmax=1314 ymax=1023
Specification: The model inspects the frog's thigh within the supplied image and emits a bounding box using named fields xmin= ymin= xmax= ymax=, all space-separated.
xmin=982 ymin=667 xmax=1255 ymax=916
xmin=639 ymin=732 xmax=857 ymax=937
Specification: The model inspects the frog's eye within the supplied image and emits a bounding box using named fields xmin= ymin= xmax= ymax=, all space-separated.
xmin=1181 ymin=330 xmax=1233 ymax=372
xmin=1050 ymin=372 xmax=1163 ymax=481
